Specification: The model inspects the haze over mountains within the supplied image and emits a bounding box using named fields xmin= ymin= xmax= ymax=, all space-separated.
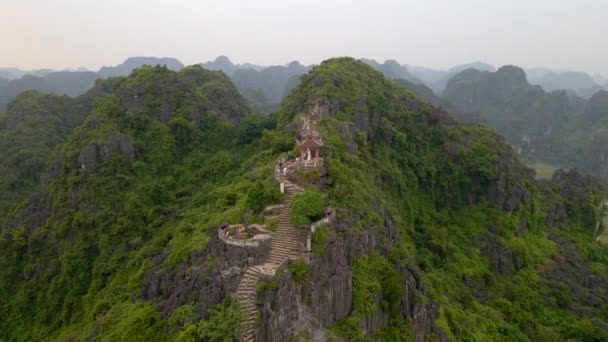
xmin=0 ymin=57 xmax=183 ymax=108
xmin=2 ymin=55 xmax=608 ymax=341
xmin=2 ymin=55 xmax=605 ymax=110
xmin=2 ymin=55 xmax=607 ymax=179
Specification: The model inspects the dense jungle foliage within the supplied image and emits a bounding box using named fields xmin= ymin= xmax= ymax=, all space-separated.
xmin=443 ymin=66 xmax=608 ymax=180
xmin=0 ymin=58 xmax=607 ymax=341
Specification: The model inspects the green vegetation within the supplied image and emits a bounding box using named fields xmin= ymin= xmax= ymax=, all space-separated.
xmin=352 ymin=253 xmax=402 ymax=317
xmin=311 ymin=224 xmax=330 ymax=256
xmin=1 ymin=57 xmax=607 ymax=341
xmin=0 ymin=91 xmax=88 ymax=215
xmin=174 ymin=300 xmax=242 ymax=342
xmin=289 ymin=188 xmax=325 ymax=225
xmin=443 ymin=67 xmax=608 ymax=180
xmin=0 ymin=65 xmax=286 ymax=340
xmin=287 ymin=258 xmax=310 ymax=285
xmin=277 ymin=58 xmax=608 ymax=340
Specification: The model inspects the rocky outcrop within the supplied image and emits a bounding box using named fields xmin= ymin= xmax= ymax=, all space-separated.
xmin=542 ymin=168 xmax=604 ymax=229
xmin=398 ymin=264 xmax=449 ymax=342
xmin=256 ymin=206 xmax=446 ymax=341
xmin=142 ymin=231 xmax=269 ymax=318
xmin=77 ymin=133 xmax=135 ymax=172
xmin=476 ymin=234 xmax=522 ymax=275
xmin=13 ymin=190 xmax=53 ymax=232
xmin=257 ymin=271 xmax=300 ymax=342
xmin=541 ymin=233 xmax=608 ymax=320
xmin=487 ymin=149 xmax=533 ymax=213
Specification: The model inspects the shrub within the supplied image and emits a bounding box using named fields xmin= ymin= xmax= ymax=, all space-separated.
xmin=246 ymin=177 xmax=282 ymax=214
xmin=98 ymin=302 xmax=163 ymax=342
xmin=288 ymin=259 xmax=310 ymax=284
xmin=196 ymin=300 xmax=242 ymax=342
xmin=289 ymin=189 xmax=325 ymax=226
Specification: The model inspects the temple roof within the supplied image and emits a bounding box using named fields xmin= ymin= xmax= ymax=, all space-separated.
xmin=299 ymin=134 xmax=324 ymax=148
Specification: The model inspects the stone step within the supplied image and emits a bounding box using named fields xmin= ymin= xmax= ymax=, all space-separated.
xmin=274 ymin=232 xmax=301 ymax=237
xmin=268 ymin=253 xmax=292 ymax=260
xmin=270 ymin=245 xmax=299 ymax=252
xmin=273 ymin=227 xmax=302 ymax=231
xmin=270 ymin=246 xmax=299 ymax=253
xmin=270 ymin=246 xmax=294 ymax=253
xmin=269 ymin=249 xmax=292 ymax=256
xmin=272 ymin=230 xmax=306 ymax=236
xmin=236 ymin=291 xmax=255 ymax=297
xmin=270 ymin=246 xmax=300 ymax=253
xmin=270 ymin=245 xmax=300 ymax=252
xmin=236 ymin=287 xmax=255 ymax=294
xmin=271 ymin=240 xmax=303 ymax=246
xmin=274 ymin=229 xmax=302 ymax=234
xmin=272 ymin=232 xmax=303 ymax=238
xmin=274 ymin=227 xmax=303 ymax=232
xmin=267 ymin=255 xmax=288 ymax=262
xmin=242 ymin=302 xmax=256 ymax=310
xmin=240 ymin=281 xmax=257 ymax=289
xmin=271 ymin=239 xmax=302 ymax=246
xmin=271 ymin=240 xmax=302 ymax=247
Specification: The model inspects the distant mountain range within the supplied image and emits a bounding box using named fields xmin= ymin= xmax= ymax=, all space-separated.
xmin=1 ymin=55 xmax=606 ymax=116
xmin=440 ymin=64 xmax=608 ymax=179
xmin=98 ymin=57 xmax=183 ymax=78
xmin=202 ymin=56 xmax=312 ymax=112
xmin=0 ymin=57 xmax=184 ymax=107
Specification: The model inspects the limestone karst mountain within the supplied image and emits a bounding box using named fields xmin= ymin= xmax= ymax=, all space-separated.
xmin=0 ymin=58 xmax=607 ymax=341
xmin=97 ymin=56 xmax=184 ymax=78
xmin=442 ymin=65 xmax=608 ymax=179
xmin=526 ymin=68 xmax=603 ymax=98
xmin=0 ymin=57 xmax=185 ymax=108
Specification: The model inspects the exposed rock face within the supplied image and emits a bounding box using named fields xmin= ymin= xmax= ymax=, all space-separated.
xmin=487 ymin=150 xmax=533 ymax=213
xmin=77 ymin=144 xmax=99 ymax=172
xmin=77 ymin=133 xmax=135 ymax=172
xmin=13 ymin=190 xmax=53 ymax=232
xmin=476 ymin=234 xmax=521 ymax=275
xmin=541 ymin=233 xmax=608 ymax=317
xmin=360 ymin=294 xmax=389 ymax=336
xmin=542 ymin=168 xmax=604 ymax=228
xmin=142 ymin=232 xmax=270 ymax=318
xmin=398 ymin=264 xmax=449 ymax=342
xmin=41 ymin=155 xmax=65 ymax=185
xmin=257 ymin=272 xmax=300 ymax=342
xmin=256 ymin=208 xmax=446 ymax=340
xmin=100 ymin=133 xmax=136 ymax=161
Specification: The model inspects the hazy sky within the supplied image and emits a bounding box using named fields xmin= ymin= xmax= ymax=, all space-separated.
xmin=1 ymin=0 xmax=607 ymax=75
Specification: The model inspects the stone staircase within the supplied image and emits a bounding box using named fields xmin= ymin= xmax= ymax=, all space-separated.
xmin=236 ymin=179 xmax=307 ymax=342
xmin=235 ymin=266 xmax=262 ymax=341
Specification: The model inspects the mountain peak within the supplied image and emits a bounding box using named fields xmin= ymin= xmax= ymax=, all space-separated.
xmin=495 ymin=65 xmax=528 ymax=84
xmin=98 ymin=57 xmax=183 ymax=78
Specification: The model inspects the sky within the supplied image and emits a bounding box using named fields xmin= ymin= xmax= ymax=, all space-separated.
xmin=1 ymin=0 xmax=607 ymax=76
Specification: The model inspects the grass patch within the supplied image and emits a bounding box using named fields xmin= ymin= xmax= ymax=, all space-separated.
xmin=527 ymin=160 xmax=561 ymax=180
